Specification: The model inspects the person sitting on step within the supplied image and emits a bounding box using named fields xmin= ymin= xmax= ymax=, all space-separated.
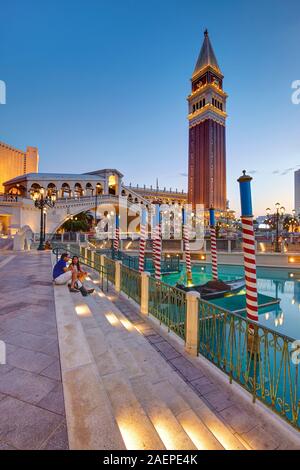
xmin=70 ymin=256 xmax=94 ymax=295
xmin=52 ymin=253 xmax=93 ymax=296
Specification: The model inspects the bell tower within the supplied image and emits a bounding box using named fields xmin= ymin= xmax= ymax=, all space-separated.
xmin=187 ymin=30 xmax=227 ymax=211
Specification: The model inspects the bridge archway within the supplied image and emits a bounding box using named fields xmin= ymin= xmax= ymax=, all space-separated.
xmin=61 ymin=183 xmax=71 ymax=198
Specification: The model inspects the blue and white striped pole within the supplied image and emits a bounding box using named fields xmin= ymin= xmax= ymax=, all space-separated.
xmin=238 ymin=170 xmax=258 ymax=323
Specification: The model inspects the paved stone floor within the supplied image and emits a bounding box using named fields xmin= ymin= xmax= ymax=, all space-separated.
xmin=0 ymin=251 xmax=68 ymax=450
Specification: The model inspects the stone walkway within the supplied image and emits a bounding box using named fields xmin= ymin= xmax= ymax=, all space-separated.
xmin=1 ymin=250 xmax=300 ymax=450
xmin=0 ymin=251 xmax=68 ymax=450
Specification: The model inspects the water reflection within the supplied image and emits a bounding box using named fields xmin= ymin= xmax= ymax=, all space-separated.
xmin=163 ymin=263 xmax=300 ymax=338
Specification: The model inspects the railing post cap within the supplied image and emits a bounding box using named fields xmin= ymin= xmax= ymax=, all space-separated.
xmin=186 ymin=291 xmax=200 ymax=300
xmin=141 ymin=271 xmax=151 ymax=277
xmin=115 ymin=259 xmax=122 ymax=265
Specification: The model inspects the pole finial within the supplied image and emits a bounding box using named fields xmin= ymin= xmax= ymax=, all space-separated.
xmin=237 ymin=170 xmax=252 ymax=183
xmin=204 ymin=28 xmax=208 ymax=36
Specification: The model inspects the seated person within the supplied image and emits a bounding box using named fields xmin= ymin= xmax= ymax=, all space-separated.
xmin=70 ymin=256 xmax=87 ymax=281
xmin=70 ymin=256 xmax=94 ymax=295
xmin=52 ymin=253 xmax=93 ymax=296
xmin=53 ymin=253 xmax=78 ymax=292
xmin=45 ymin=240 xmax=52 ymax=250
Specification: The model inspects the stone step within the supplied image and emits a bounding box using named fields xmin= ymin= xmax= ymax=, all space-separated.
xmin=72 ymin=295 xmax=166 ymax=450
xmin=91 ymin=296 xmax=225 ymax=451
xmin=78 ymin=273 xmax=247 ymax=450
xmin=101 ymin=372 xmax=166 ymax=450
xmin=129 ymin=375 xmax=197 ymax=450
xmin=53 ymin=285 xmax=126 ymax=450
xmin=76 ymin=294 xmax=200 ymax=449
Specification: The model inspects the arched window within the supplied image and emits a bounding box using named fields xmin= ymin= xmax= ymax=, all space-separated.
xmin=30 ymin=183 xmax=42 ymax=197
xmin=8 ymin=184 xmax=26 ymax=197
xmin=74 ymin=183 xmax=83 ymax=197
xmin=47 ymin=183 xmax=57 ymax=197
xmin=108 ymin=175 xmax=117 ymax=195
xmin=61 ymin=183 xmax=71 ymax=198
xmin=85 ymin=182 xmax=93 ymax=195
xmin=121 ymin=189 xmax=126 ymax=196
xmin=95 ymin=182 xmax=103 ymax=195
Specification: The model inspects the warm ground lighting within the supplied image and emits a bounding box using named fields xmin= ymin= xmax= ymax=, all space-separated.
xmin=151 ymin=420 xmax=179 ymax=450
xmin=75 ymin=304 xmax=92 ymax=317
xmin=117 ymin=421 xmax=144 ymax=450
xmin=105 ymin=312 xmax=120 ymax=326
xmin=119 ymin=318 xmax=134 ymax=331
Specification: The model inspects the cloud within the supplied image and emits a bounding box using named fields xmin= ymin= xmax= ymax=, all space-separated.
xmin=271 ymin=166 xmax=300 ymax=175
xmin=179 ymin=172 xmax=188 ymax=177
xmin=248 ymin=170 xmax=258 ymax=175
xmin=281 ymin=167 xmax=297 ymax=175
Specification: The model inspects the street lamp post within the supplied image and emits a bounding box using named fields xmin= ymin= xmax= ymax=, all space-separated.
xmin=94 ymin=183 xmax=101 ymax=228
xmin=288 ymin=209 xmax=298 ymax=243
xmin=266 ymin=203 xmax=285 ymax=253
xmin=31 ymin=187 xmax=56 ymax=250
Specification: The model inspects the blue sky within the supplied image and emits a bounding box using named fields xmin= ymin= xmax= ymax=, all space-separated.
xmin=1 ymin=0 xmax=299 ymax=215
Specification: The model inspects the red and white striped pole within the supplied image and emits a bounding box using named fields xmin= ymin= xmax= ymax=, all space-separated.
xmin=139 ymin=208 xmax=147 ymax=273
xmin=182 ymin=208 xmax=193 ymax=284
xmin=238 ymin=171 xmax=258 ymax=324
xmin=153 ymin=205 xmax=162 ymax=280
xmin=113 ymin=214 xmax=120 ymax=253
xmin=209 ymin=207 xmax=218 ymax=280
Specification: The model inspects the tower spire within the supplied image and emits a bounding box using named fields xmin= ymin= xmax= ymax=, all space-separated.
xmin=193 ymin=29 xmax=221 ymax=77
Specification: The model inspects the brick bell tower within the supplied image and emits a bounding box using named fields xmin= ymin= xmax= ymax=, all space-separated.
xmin=187 ymin=30 xmax=227 ymax=211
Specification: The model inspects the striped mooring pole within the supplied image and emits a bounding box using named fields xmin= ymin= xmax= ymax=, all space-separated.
xmin=209 ymin=207 xmax=218 ymax=280
xmin=139 ymin=208 xmax=147 ymax=273
xmin=113 ymin=213 xmax=120 ymax=253
xmin=238 ymin=170 xmax=258 ymax=324
xmin=182 ymin=208 xmax=193 ymax=284
xmin=153 ymin=205 xmax=162 ymax=280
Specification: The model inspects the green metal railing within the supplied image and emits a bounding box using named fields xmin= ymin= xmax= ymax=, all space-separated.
xmin=104 ymin=256 xmax=116 ymax=284
xmin=86 ymin=248 xmax=92 ymax=264
xmin=198 ymin=299 xmax=300 ymax=430
xmin=148 ymin=276 xmax=186 ymax=339
xmin=100 ymin=249 xmax=180 ymax=274
xmin=121 ymin=264 xmax=141 ymax=304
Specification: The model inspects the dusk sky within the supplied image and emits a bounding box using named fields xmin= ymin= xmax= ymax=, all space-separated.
xmin=1 ymin=0 xmax=299 ymax=216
